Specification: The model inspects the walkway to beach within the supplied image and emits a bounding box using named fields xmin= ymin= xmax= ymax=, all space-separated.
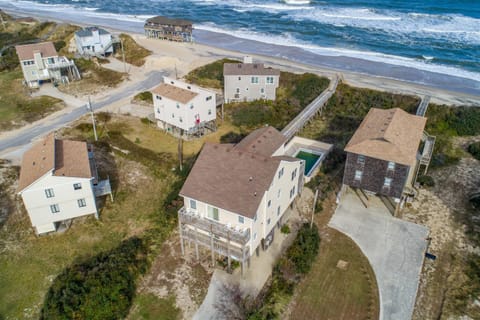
xmin=281 ymin=74 xmax=340 ymax=139
xmin=416 ymin=95 xmax=431 ymax=117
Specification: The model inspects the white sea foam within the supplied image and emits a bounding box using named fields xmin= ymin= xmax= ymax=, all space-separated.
xmin=195 ymin=23 xmax=480 ymax=82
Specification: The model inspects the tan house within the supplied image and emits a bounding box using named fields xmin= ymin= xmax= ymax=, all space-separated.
xmin=178 ymin=126 xmax=304 ymax=273
xmin=144 ymin=16 xmax=193 ymax=42
xmin=343 ymin=108 xmax=435 ymax=211
xmin=15 ymin=42 xmax=80 ymax=88
xmin=17 ymin=133 xmax=111 ymax=235
xmin=223 ymin=56 xmax=280 ymax=103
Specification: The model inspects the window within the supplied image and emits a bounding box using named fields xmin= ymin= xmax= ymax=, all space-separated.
xmin=77 ymin=198 xmax=86 ymax=208
xmin=267 ymin=200 xmax=271 ymax=207
xmin=291 ymin=168 xmax=297 ymax=181
xmin=179 ymin=117 xmax=183 ymax=123
xmin=157 ymin=108 xmax=160 ymax=114
xmin=187 ymin=86 xmax=191 ymax=89
xmin=47 ymin=57 xmax=54 ymax=64
xmin=277 ymin=189 xmax=281 ymax=198
xmin=207 ymin=206 xmax=219 ymax=221
xmin=278 ymin=167 xmax=284 ymax=179
xmin=208 ymin=109 xmax=212 ymax=115
xmin=190 ymin=104 xmax=194 ymax=109
xmin=45 ymin=188 xmax=55 ymax=198
xmin=73 ymin=183 xmax=82 ymax=190
xmin=238 ymin=76 xmax=241 ymax=81
xmin=156 ymin=95 xmax=162 ymax=100
xmin=254 ymin=214 xmax=257 ymax=222
xmin=50 ymin=204 xmax=60 ymax=213
xmin=251 ymin=76 xmax=259 ymax=84
xmin=172 ymin=113 xmax=175 ymax=118
xmin=357 ymin=155 xmax=365 ymax=164
xmin=387 ymin=161 xmax=395 ymax=171
xmin=260 ymin=88 xmax=265 ymax=94
xmin=253 ymin=232 xmax=257 ymax=240
xmin=267 ymin=218 xmax=271 ymax=225
xmin=206 ymin=96 xmax=212 ymax=101
xmin=236 ymin=88 xmax=240 ymax=94
xmin=190 ymin=199 xmax=197 ymax=210
xmin=238 ymin=216 xmax=244 ymax=224
xmin=290 ymin=186 xmax=296 ymax=198
xmin=384 ymin=177 xmax=392 ymax=187
xmin=277 ymin=206 xmax=281 ymax=216
xmin=176 ymin=103 xmax=180 ymax=109
xmin=266 ymin=76 xmax=274 ymax=84
xmin=354 ymin=170 xmax=363 ymax=181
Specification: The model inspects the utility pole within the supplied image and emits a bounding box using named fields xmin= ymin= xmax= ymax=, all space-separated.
xmin=88 ymin=96 xmax=98 ymax=141
xmin=311 ymin=189 xmax=319 ymax=228
xmin=120 ymin=37 xmax=127 ymax=75
xmin=178 ymin=129 xmax=183 ymax=171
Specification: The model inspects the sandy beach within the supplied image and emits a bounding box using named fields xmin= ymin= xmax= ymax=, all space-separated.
xmin=2 ymin=6 xmax=480 ymax=106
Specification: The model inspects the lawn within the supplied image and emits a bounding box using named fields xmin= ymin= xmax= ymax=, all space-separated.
xmin=0 ymin=70 xmax=65 ymax=131
xmin=289 ymin=228 xmax=379 ymax=320
xmin=0 ymin=116 xmax=182 ymax=319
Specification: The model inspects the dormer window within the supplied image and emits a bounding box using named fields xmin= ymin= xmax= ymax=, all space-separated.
xmin=357 ymin=155 xmax=365 ymax=165
xmin=387 ymin=161 xmax=395 ymax=171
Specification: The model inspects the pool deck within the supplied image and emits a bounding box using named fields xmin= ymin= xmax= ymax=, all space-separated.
xmin=284 ymin=136 xmax=333 ymax=181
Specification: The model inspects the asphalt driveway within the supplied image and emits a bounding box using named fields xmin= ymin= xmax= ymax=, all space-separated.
xmin=329 ymin=188 xmax=429 ymax=320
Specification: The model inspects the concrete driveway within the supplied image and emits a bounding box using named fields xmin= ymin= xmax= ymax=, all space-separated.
xmin=329 ymin=188 xmax=429 ymax=320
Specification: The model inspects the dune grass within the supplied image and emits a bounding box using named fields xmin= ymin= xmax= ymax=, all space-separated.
xmin=116 ymin=34 xmax=152 ymax=67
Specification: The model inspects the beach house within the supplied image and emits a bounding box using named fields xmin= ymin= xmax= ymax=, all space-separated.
xmin=223 ymin=56 xmax=280 ymax=103
xmin=75 ymin=26 xmax=115 ymax=57
xmin=144 ymin=16 xmax=193 ymax=42
xmin=15 ymin=42 xmax=80 ymax=88
xmin=151 ymin=77 xmax=217 ymax=138
xmin=17 ymin=133 xmax=112 ymax=235
xmin=342 ymin=108 xmax=435 ymax=211
xmin=178 ymin=126 xmax=304 ymax=273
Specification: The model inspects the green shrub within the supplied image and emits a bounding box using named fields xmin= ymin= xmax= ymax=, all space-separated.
xmin=417 ymin=175 xmax=435 ymax=187
xmin=286 ymin=223 xmax=320 ymax=274
xmin=468 ymin=142 xmax=480 ymax=161
xmin=76 ymin=122 xmax=93 ymax=132
xmin=140 ymin=117 xmax=151 ymax=125
xmin=53 ymin=40 xmax=66 ymax=52
xmin=448 ymin=108 xmax=480 ymax=136
xmin=41 ymin=237 xmax=148 ymax=320
xmin=134 ymin=91 xmax=153 ymax=104
xmin=280 ymin=224 xmax=290 ymax=234
xmin=185 ymin=58 xmax=240 ymax=89
xmin=219 ymin=131 xmax=246 ymax=144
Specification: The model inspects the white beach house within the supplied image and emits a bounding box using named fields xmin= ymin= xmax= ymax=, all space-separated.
xmin=223 ymin=56 xmax=280 ymax=103
xmin=17 ymin=133 xmax=111 ymax=235
xmin=151 ymin=77 xmax=217 ymax=138
xmin=75 ymin=26 xmax=115 ymax=57
xmin=178 ymin=126 xmax=304 ymax=273
xmin=15 ymin=42 xmax=80 ymax=88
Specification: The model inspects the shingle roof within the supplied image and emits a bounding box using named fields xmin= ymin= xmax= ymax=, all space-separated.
xmin=151 ymin=83 xmax=198 ymax=104
xmin=75 ymin=26 xmax=110 ymax=37
xmin=17 ymin=134 xmax=93 ymax=192
xmin=15 ymin=42 xmax=58 ymax=61
xmin=234 ymin=126 xmax=287 ymax=157
xmin=344 ymin=108 xmax=427 ymax=166
xmin=224 ymin=63 xmax=280 ymax=76
xmin=180 ymin=126 xmax=297 ymax=218
xmin=146 ymin=16 xmax=192 ymax=27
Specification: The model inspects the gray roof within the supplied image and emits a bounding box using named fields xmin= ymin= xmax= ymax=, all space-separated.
xmin=224 ymin=63 xmax=281 ymax=76
xmin=146 ymin=16 xmax=192 ymax=27
xmin=75 ymin=27 xmax=110 ymax=38
xmin=179 ymin=126 xmax=298 ymax=218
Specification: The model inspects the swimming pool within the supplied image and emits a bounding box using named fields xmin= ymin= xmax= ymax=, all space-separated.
xmin=295 ymin=149 xmax=324 ymax=176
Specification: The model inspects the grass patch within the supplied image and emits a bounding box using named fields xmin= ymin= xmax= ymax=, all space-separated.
xmin=0 ymin=70 xmax=64 ymax=131
xmin=128 ymin=294 xmax=180 ymax=320
xmin=133 ymin=91 xmax=153 ymax=104
xmin=290 ymin=228 xmax=379 ymax=320
xmin=116 ymin=34 xmax=152 ymax=67
xmin=184 ymin=58 xmax=240 ymax=89
xmin=227 ymin=72 xmax=330 ymax=130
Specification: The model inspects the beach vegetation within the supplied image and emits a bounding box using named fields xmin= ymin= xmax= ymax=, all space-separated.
xmin=128 ymin=294 xmax=181 ymax=320
xmin=115 ymin=34 xmax=152 ymax=67
xmin=467 ymin=142 xmax=480 ymax=160
xmin=184 ymin=58 xmax=240 ymax=89
xmin=133 ymin=91 xmax=153 ymax=104
xmin=0 ymin=70 xmax=65 ymax=131
xmin=227 ymin=72 xmax=330 ymax=130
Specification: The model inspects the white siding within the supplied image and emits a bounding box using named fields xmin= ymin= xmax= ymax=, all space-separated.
xmin=20 ymin=174 xmax=97 ymax=233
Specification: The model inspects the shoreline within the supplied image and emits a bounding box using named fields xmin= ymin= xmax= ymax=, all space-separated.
xmin=2 ymin=8 xmax=480 ymax=105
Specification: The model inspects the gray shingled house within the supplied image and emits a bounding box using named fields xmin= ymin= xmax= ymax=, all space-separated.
xmin=342 ymin=107 xmax=435 ymax=211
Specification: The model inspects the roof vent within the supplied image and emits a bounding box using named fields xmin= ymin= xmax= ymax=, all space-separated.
xmin=32 ymin=161 xmax=36 ymax=166
xmin=254 ymin=192 xmax=257 ymax=196
xmin=249 ymin=176 xmax=253 ymax=181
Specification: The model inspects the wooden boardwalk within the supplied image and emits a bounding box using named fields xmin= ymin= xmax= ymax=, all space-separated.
xmin=416 ymin=95 xmax=430 ymax=117
xmin=281 ymin=75 xmax=340 ymax=139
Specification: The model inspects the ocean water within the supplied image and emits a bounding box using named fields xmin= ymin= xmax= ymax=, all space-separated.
xmin=2 ymin=0 xmax=480 ymax=92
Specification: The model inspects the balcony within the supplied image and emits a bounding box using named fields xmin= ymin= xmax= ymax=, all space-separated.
xmin=178 ymin=207 xmax=250 ymax=245
xmin=46 ymin=57 xmax=76 ymax=70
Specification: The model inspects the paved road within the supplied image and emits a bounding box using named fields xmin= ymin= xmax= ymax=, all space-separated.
xmin=0 ymin=71 xmax=164 ymax=156
xmin=329 ymin=188 xmax=429 ymax=320
xmin=281 ymin=75 xmax=339 ymax=139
